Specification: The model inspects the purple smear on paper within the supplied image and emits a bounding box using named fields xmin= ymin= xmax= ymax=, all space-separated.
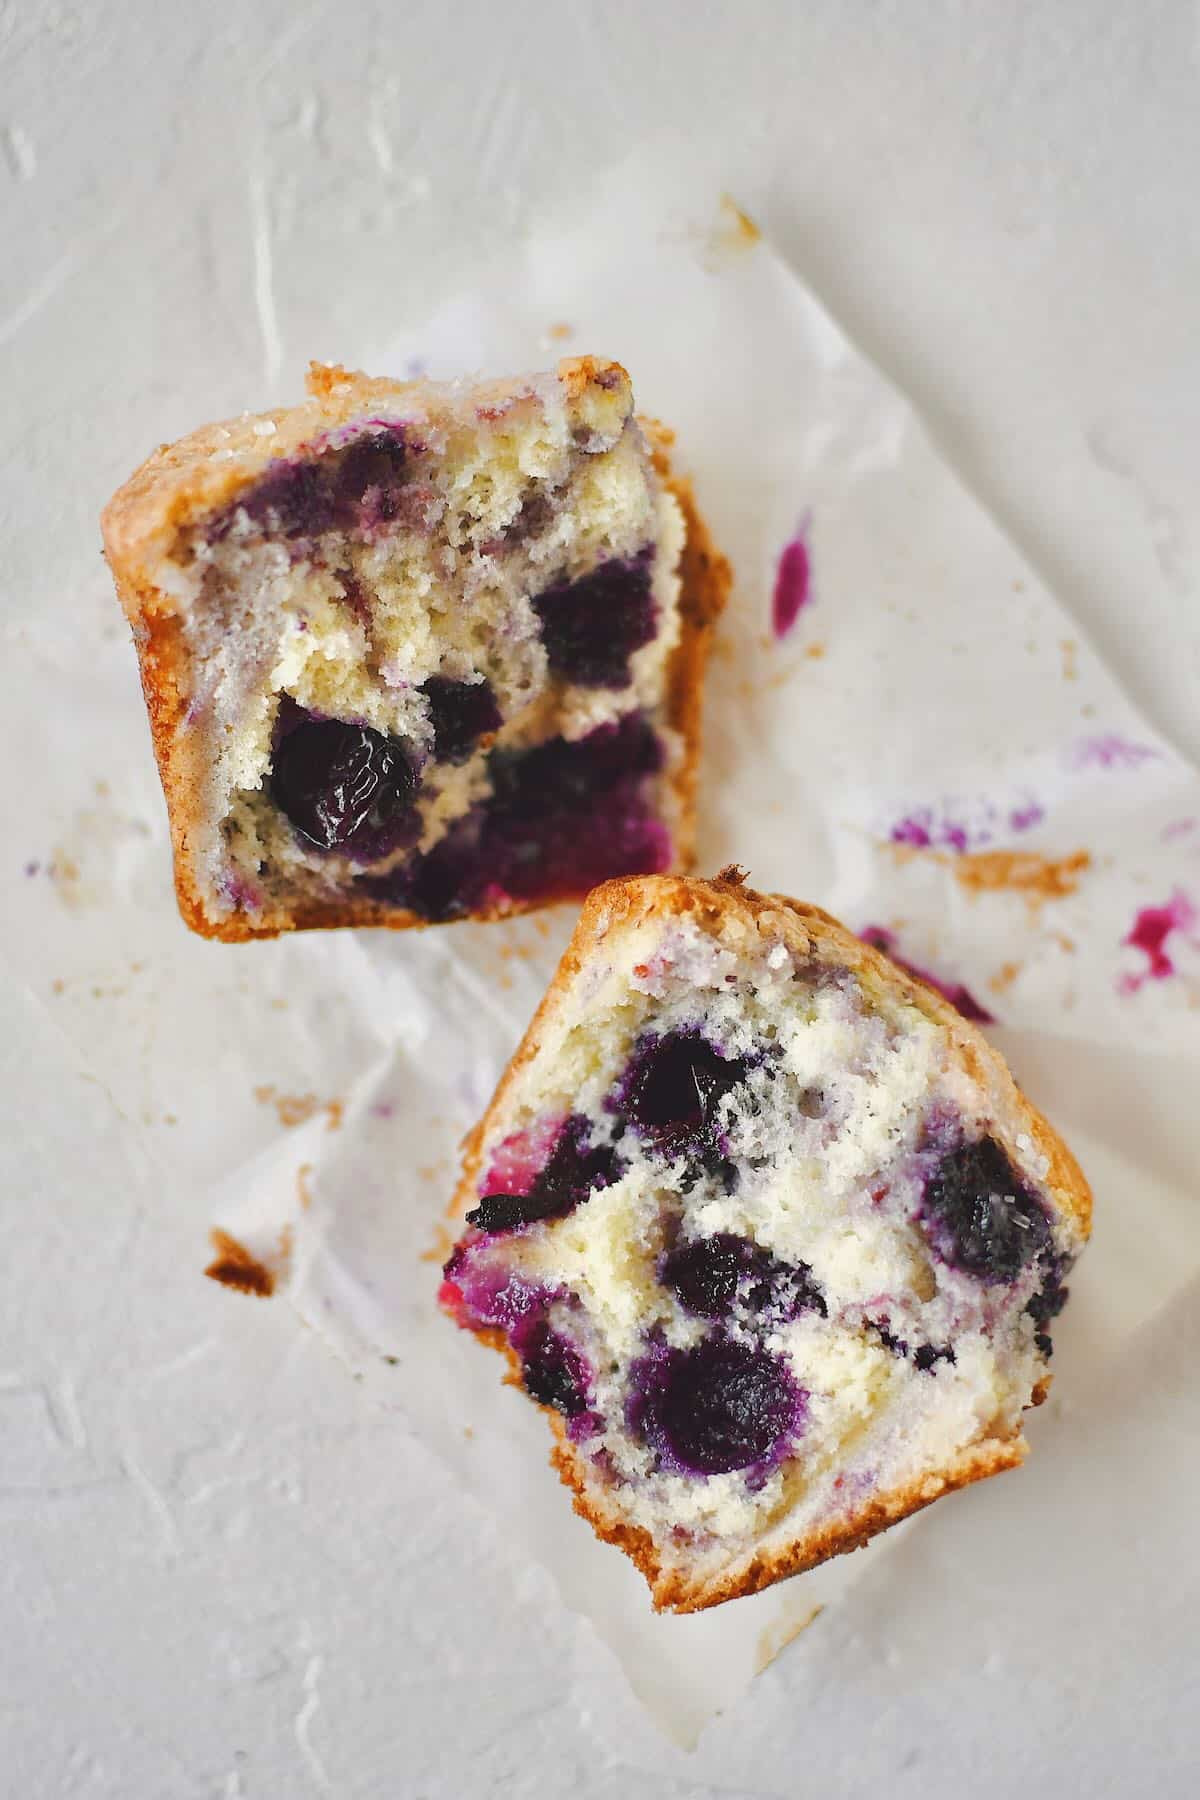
xmin=889 ymin=809 xmax=979 ymax=853
xmin=1118 ymin=890 xmax=1198 ymax=994
xmin=1072 ymin=735 xmax=1163 ymax=771
xmin=890 ymin=815 xmax=934 ymax=849
xmin=1162 ymin=818 xmax=1197 ymax=843
xmin=772 ymin=522 xmax=812 ymax=639
xmin=889 ymin=795 xmax=1045 ymax=854
xmin=861 ymin=927 xmax=996 ymax=1025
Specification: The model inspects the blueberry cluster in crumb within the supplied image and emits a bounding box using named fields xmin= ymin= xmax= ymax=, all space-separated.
xmin=449 ymin=1033 xmax=1064 ymax=1472
xmin=248 ymin=411 xmax=674 ymax=919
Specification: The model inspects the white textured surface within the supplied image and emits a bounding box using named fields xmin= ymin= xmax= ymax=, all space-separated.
xmin=3 ymin=3 xmax=1200 ymax=1795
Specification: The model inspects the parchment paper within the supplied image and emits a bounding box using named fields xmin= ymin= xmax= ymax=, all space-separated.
xmin=6 ymin=157 xmax=1198 ymax=1744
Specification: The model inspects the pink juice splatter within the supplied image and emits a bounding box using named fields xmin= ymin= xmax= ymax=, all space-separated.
xmin=1118 ymin=889 xmax=1198 ymax=993
xmin=772 ymin=522 xmax=812 ymax=639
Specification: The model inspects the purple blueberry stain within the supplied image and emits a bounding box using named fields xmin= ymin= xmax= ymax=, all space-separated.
xmin=466 ymin=1114 xmax=624 ymax=1234
xmin=361 ymin=710 xmax=669 ymax=920
xmin=213 ymin=424 xmax=414 ymax=545
xmin=890 ymin=814 xmax=935 ymax=850
xmin=440 ymin=1242 xmax=596 ymax=1425
xmin=891 ymin=810 xmax=970 ymax=853
xmin=1025 ymin=1258 xmax=1072 ymax=1358
xmin=861 ymin=926 xmax=996 ymax=1025
xmin=920 ymin=1137 xmax=1052 ymax=1284
xmin=1008 ymin=801 xmax=1046 ymax=833
xmin=659 ymin=1233 xmax=827 ymax=1323
xmin=332 ymin=429 xmax=410 ymax=528
xmin=886 ymin=801 xmax=1004 ymax=855
xmin=217 ymin=870 xmax=264 ymax=912
xmin=629 ymin=1335 xmax=806 ymax=1476
xmin=420 ymin=676 xmax=502 ymax=764
xmin=531 ymin=550 xmax=657 ymax=688
xmin=270 ymin=717 xmax=420 ymax=861
xmin=440 ymin=1256 xmax=551 ymax=1336
xmin=772 ymin=517 xmax=812 ymax=639
xmin=1071 ymin=734 xmax=1163 ymax=771
xmin=240 ymin=458 xmax=338 ymax=540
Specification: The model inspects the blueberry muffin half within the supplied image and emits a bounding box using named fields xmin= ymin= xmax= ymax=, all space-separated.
xmin=101 ymin=359 xmax=728 ymax=939
xmin=441 ymin=870 xmax=1091 ymax=1612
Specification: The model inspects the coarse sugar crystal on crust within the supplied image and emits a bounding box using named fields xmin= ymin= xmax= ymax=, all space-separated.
xmin=440 ymin=869 xmax=1091 ymax=1612
xmin=101 ymin=359 xmax=728 ymax=939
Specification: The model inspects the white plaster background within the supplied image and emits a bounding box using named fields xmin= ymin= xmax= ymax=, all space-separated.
xmin=2 ymin=2 xmax=1199 ymax=1795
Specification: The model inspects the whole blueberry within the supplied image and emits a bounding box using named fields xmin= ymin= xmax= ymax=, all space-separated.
xmin=519 ymin=1320 xmax=591 ymax=1417
xmin=921 ymin=1137 xmax=1052 ymax=1283
xmin=531 ymin=553 xmax=657 ymax=689
xmin=271 ymin=718 xmax=419 ymax=861
xmin=617 ymin=1031 xmax=750 ymax=1161
xmin=421 ymin=676 xmax=502 ymax=763
xmin=632 ymin=1336 xmax=803 ymax=1475
xmin=331 ymin=429 xmax=409 ymax=524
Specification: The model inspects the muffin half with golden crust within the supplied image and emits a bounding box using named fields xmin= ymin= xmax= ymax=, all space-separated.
xmin=101 ymin=359 xmax=728 ymax=939
xmin=441 ymin=870 xmax=1091 ymax=1612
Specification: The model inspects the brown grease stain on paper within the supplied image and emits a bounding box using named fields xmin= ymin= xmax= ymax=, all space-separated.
xmin=255 ymin=1086 xmax=343 ymax=1132
xmin=953 ymin=848 xmax=1091 ymax=906
xmin=205 ymin=1229 xmax=275 ymax=1297
xmin=886 ymin=841 xmax=1091 ymax=912
xmin=755 ymin=1602 xmax=824 ymax=1675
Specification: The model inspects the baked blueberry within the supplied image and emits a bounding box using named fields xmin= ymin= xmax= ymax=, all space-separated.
xmin=631 ymin=1337 xmax=804 ymax=1475
xmin=519 ymin=1321 xmax=592 ymax=1417
xmin=466 ymin=1115 xmax=623 ymax=1233
xmin=659 ymin=1233 xmax=826 ymax=1323
xmin=421 ymin=676 xmax=502 ymax=763
xmin=531 ymin=553 xmax=657 ymax=689
xmin=921 ymin=1137 xmax=1052 ymax=1283
xmin=271 ymin=718 xmax=419 ymax=861
xmin=617 ymin=1030 xmax=749 ymax=1159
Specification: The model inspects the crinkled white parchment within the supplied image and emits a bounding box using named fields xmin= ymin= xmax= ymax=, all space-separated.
xmin=6 ymin=158 xmax=1199 ymax=1744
